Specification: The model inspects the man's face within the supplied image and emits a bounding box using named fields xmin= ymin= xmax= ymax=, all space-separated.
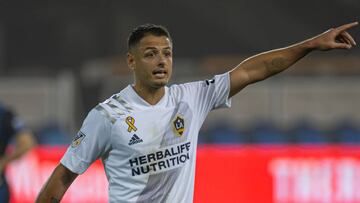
xmin=127 ymin=34 xmax=173 ymax=89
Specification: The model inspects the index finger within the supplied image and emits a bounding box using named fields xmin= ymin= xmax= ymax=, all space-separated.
xmin=335 ymin=21 xmax=359 ymax=33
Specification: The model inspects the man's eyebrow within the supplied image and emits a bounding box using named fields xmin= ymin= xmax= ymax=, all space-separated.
xmin=144 ymin=46 xmax=172 ymax=50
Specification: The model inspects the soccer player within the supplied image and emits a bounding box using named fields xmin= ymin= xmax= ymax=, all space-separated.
xmin=36 ymin=22 xmax=357 ymax=202
xmin=0 ymin=102 xmax=36 ymax=202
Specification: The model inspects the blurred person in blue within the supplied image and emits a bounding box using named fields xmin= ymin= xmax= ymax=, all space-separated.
xmin=0 ymin=102 xmax=36 ymax=202
xmin=37 ymin=22 xmax=357 ymax=203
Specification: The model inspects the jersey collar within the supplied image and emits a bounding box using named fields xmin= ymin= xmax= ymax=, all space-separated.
xmin=123 ymin=85 xmax=169 ymax=108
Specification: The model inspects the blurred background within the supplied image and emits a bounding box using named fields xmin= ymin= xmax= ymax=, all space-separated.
xmin=1 ymin=1 xmax=360 ymax=202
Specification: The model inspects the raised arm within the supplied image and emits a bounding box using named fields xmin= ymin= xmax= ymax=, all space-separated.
xmin=36 ymin=164 xmax=78 ymax=203
xmin=229 ymin=21 xmax=358 ymax=97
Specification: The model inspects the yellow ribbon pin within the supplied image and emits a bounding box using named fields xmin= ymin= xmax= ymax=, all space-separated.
xmin=126 ymin=116 xmax=137 ymax=132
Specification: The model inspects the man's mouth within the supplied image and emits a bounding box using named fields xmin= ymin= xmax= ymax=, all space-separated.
xmin=152 ymin=69 xmax=167 ymax=78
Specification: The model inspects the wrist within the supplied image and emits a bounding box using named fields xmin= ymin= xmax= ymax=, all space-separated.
xmin=301 ymin=38 xmax=317 ymax=52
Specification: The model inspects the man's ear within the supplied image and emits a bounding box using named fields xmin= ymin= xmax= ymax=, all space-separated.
xmin=127 ymin=52 xmax=135 ymax=70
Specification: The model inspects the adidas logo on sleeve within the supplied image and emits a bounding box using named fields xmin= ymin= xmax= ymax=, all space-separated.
xmin=128 ymin=134 xmax=143 ymax=145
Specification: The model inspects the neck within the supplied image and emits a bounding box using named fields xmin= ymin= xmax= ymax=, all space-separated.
xmin=132 ymin=84 xmax=165 ymax=105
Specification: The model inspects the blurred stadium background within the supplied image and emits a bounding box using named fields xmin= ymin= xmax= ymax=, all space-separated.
xmin=1 ymin=1 xmax=360 ymax=202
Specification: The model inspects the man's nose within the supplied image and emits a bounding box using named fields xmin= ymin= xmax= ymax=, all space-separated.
xmin=157 ymin=55 xmax=166 ymax=67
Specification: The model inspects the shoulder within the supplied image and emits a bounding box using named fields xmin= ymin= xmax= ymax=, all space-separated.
xmin=169 ymin=81 xmax=203 ymax=95
xmin=169 ymin=72 xmax=229 ymax=91
xmin=0 ymin=104 xmax=13 ymax=117
xmin=0 ymin=105 xmax=16 ymax=126
xmin=90 ymin=92 xmax=133 ymax=125
xmin=169 ymin=72 xmax=229 ymax=95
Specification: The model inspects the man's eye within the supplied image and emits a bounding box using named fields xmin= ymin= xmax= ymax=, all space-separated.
xmin=145 ymin=53 xmax=155 ymax=57
xmin=164 ymin=52 xmax=172 ymax=57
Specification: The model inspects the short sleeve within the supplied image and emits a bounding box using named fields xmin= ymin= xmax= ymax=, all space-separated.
xmin=11 ymin=116 xmax=26 ymax=134
xmin=61 ymin=108 xmax=112 ymax=174
xmin=171 ymin=72 xmax=232 ymax=121
xmin=0 ymin=108 xmax=23 ymax=141
xmin=204 ymin=72 xmax=232 ymax=110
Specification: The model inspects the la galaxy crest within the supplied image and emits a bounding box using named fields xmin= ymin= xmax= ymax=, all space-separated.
xmin=173 ymin=115 xmax=185 ymax=136
xmin=71 ymin=131 xmax=86 ymax=147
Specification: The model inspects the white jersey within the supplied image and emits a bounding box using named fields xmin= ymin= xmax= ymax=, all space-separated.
xmin=61 ymin=72 xmax=232 ymax=203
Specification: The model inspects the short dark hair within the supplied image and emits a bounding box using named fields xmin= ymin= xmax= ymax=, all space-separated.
xmin=127 ymin=24 xmax=172 ymax=51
